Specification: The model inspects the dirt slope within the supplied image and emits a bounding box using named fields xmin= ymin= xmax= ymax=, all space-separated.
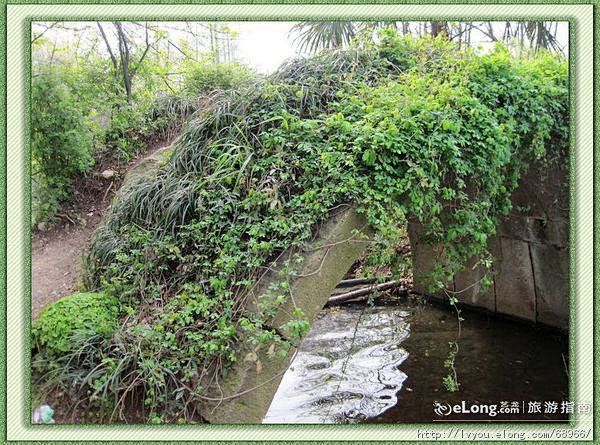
xmin=31 ymin=139 xmax=175 ymax=319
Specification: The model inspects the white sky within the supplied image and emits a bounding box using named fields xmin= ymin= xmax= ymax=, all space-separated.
xmin=232 ymin=22 xmax=301 ymax=73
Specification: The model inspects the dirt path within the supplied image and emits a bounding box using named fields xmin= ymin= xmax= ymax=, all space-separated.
xmin=31 ymin=139 xmax=175 ymax=319
xmin=31 ymin=208 xmax=105 ymax=319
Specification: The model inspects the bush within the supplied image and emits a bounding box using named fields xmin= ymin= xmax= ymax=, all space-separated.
xmin=32 ymin=292 xmax=119 ymax=359
xmin=148 ymin=93 xmax=200 ymax=141
xmin=182 ymin=61 xmax=254 ymax=98
xmin=32 ymin=69 xmax=95 ymax=223
xmin=102 ymin=100 xmax=153 ymax=160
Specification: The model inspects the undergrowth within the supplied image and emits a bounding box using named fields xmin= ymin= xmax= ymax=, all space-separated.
xmin=32 ymin=31 xmax=568 ymax=423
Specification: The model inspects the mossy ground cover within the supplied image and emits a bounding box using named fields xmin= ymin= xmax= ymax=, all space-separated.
xmin=32 ymin=30 xmax=568 ymax=423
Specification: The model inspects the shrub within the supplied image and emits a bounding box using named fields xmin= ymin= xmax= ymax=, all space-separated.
xmin=32 ymin=292 xmax=119 ymax=359
xmin=182 ymin=61 xmax=255 ymax=98
xmin=31 ymin=69 xmax=94 ymax=223
xmin=148 ymin=93 xmax=201 ymax=141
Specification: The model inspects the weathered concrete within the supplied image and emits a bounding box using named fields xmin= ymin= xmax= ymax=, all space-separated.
xmin=531 ymin=243 xmax=569 ymax=328
xmin=202 ymin=207 xmax=371 ymax=423
xmin=409 ymin=158 xmax=569 ymax=330
xmin=494 ymin=238 xmax=536 ymax=322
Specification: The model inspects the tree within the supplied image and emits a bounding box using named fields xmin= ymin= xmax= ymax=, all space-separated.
xmin=430 ymin=22 xmax=449 ymax=38
xmin=291 ymin=21 xmax=565 ymax=56
xmin=97 ymin=22 xmax=153 ymax=103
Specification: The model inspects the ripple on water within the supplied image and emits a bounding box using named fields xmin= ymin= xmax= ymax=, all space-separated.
xmin=263 ymin=306 xmax=410 ymax=424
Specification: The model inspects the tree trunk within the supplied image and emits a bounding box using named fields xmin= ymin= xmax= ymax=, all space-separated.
xmin=430 ymin=21 xmax=449 ymax=38
xmin=115 ymin=22 xmax=133 ymax=103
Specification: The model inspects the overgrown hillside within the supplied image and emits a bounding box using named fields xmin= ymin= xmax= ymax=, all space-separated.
xmin=32 ymin=31 xmax=568 ymax=423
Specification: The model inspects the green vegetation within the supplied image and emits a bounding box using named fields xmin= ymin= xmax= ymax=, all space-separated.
xmin=33 ymin=292 xmax=119 ymax=358
xmin=32 ymin=68 xmax=95 ymax=220
xmin=32 ymin=30 xmax=568 ymax=422
xmin=182 ymin=60 xmax=254 ymax=98
xmin=31 ymin=24 xmax=252 ymax=225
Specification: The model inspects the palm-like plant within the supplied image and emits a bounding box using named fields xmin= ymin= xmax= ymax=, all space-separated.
xmin=292 ymin=21 xmax=564 ymax=56
xmin=523 ymin=22 xmax=563 ymax=52
xmin=291 ymin=22 xmax=358 ymax=53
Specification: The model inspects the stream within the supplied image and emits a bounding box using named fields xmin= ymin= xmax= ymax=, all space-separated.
xmin=263 ymin=298 xmax=568 ymax=423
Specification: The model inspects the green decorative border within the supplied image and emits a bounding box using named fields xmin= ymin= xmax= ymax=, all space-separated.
xmin=1 ymin=1 xmax=5 ymax=444
xmin=1 ymin=0 xmax=599 ymax=4
xmin=2 ymin=1 xmax=596 ymax=443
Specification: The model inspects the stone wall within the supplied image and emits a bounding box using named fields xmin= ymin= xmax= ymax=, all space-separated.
xmin=409 ymin=159 xmax=569 ymax=330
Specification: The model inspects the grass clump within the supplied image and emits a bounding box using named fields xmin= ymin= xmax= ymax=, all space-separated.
xmin=35 ymin=31 xmax=567 ymax=423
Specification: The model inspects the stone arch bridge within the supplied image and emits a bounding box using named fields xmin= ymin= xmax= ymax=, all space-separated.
xmin=126 ymin=147 xmax=568 ymax=423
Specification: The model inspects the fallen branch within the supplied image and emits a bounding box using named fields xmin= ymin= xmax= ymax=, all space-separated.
xmin=56 ymin=212 xmax=76 ymax=225
xmin=102 ymin=181 xmax=114 ymax=202
xmin=327 ymin=280 xmax=401 ymax=306
xmin=338 ymin=276 xmax=391 ymax=287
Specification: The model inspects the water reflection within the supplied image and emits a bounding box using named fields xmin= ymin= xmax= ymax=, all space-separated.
xmin=263 ymin=306 xmax=411 ymax=423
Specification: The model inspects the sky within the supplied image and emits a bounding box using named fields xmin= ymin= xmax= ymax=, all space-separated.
xmin=232 ymin=22 xmax=301 ymax=73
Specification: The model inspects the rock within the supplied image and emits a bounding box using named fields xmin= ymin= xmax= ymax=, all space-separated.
xmin=36 ymin=221 xmax=47 ymax=231
xmin=494 ymin=238 xmax=536 ymax=322
xmin=101 ymin=169 xmax=116 ymax=179
xmin=530 ymin=244 xmax=569 ymax=329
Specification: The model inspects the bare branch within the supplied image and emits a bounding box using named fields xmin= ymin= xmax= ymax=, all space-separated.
xmin=97 ymin=22 xmax=118 ymax=72
xmin=32 ymin=22 xmax=59 ymax=44
xmin=132 ymin=22 xmax=152 ymax=73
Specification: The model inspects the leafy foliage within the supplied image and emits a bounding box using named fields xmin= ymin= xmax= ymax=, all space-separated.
xmin=292 ymin=22 xmax=358 ymax=53
xmin=32 ymin=292 xmax=118 ymax=359
xmin=37 ymin=33 xmax=567 ymax=422
xmin=32 ymin=68 xmax=95 ymax=222
xmin=182 ymin=61 xmax=255 ymax=98
xmin=31 ymin=37 xmax=257 ymax=225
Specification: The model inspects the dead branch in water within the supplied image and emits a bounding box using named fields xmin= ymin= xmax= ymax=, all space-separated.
xmin=338 ymin=276 xmax=392 ymax=287
xmin=326 ymin=280 xmax=403 ymax=306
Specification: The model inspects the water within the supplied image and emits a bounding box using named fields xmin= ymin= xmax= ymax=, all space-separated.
xmin=263 ymin=306 xmax=411 ymax=423
xmin=264 ymin=298 xmax=568 ymax=424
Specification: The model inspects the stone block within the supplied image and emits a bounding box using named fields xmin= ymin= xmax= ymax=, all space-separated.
xmin=530 ymin=244 xmax=569 ymax=329
xmin=407 ymin=222 xmax=452 ymax=295
xmin=494 ymin=238 xmax=536 ymax=322
xmin=453 ymin=238 xmax=499 ymax=312
xmin=498 ymin=213 xmax=529 ymax=242
xmin=498 ymin=214 xmax=568 ymax=248
xmin=509 ymin=160 xmax=569 ymax=221
xmin=530 ymin=218 xmax=569 ymax=248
